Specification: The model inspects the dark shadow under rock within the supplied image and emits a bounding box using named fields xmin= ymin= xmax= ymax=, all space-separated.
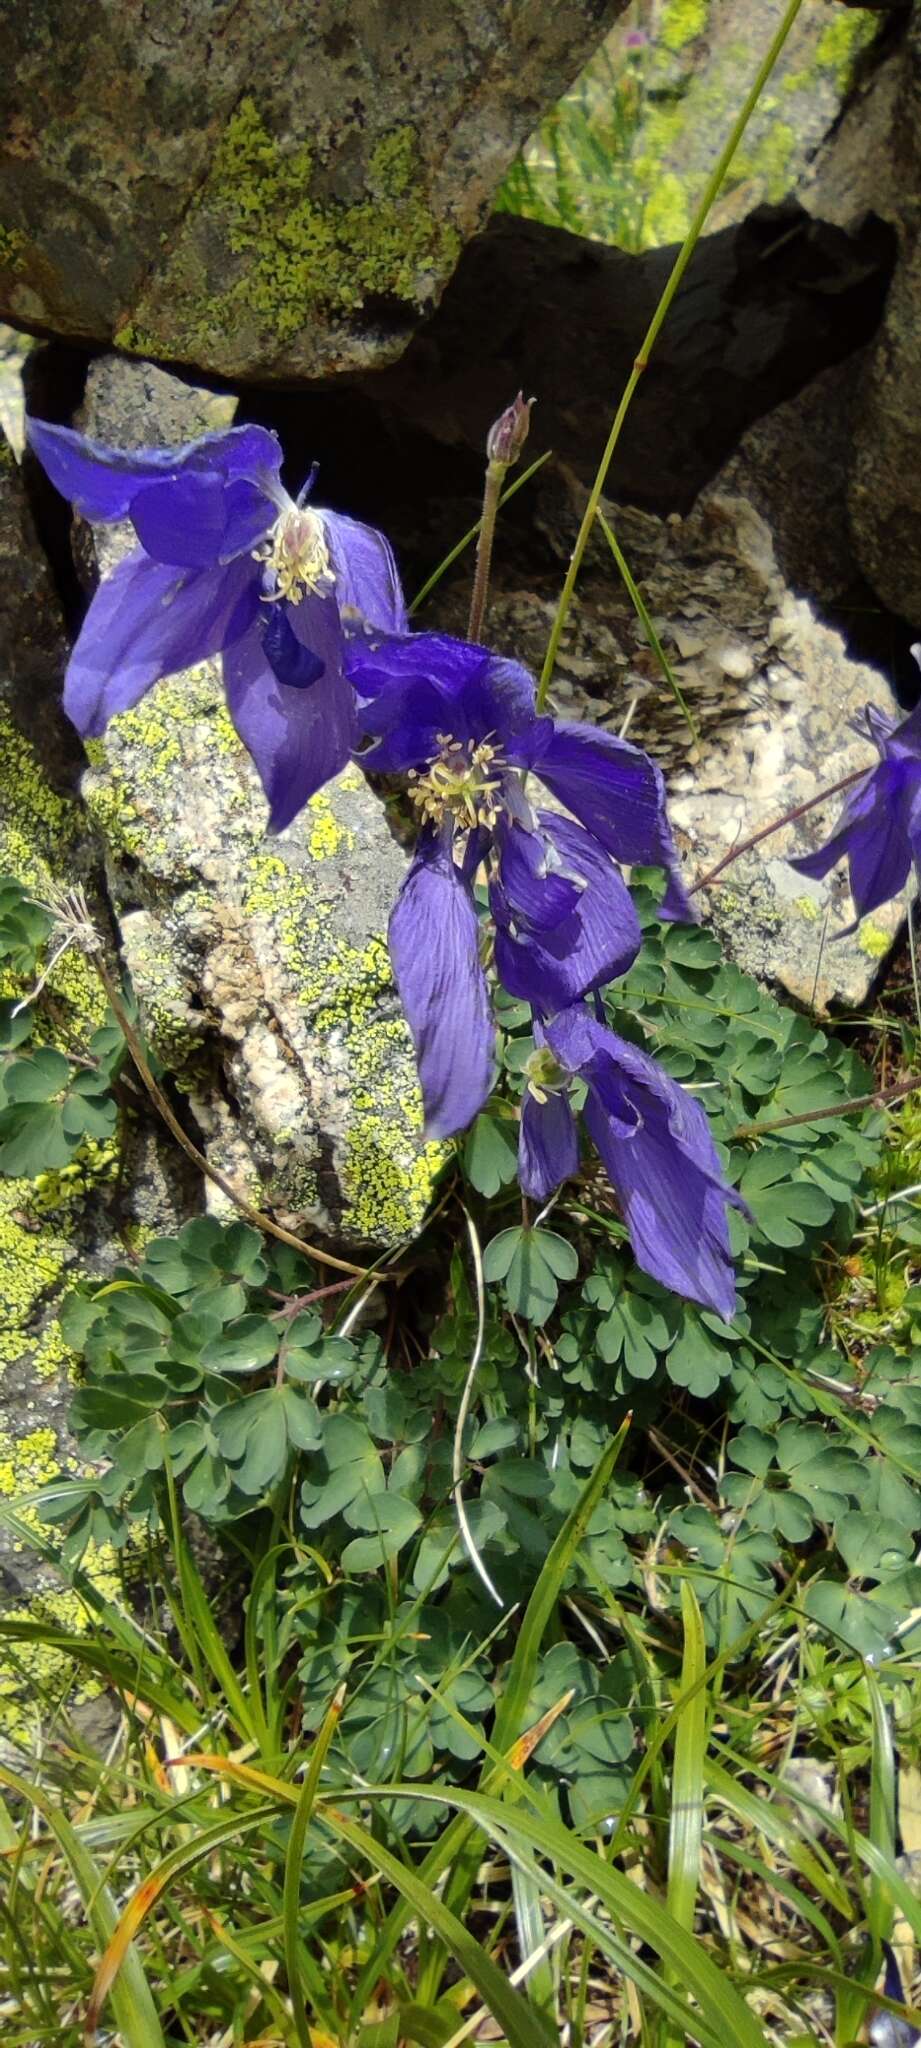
xmin=239 ymin=203 xmax=896 ymax=550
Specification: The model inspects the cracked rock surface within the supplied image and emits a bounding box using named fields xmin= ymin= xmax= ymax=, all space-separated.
xmin=0 ymin=0 xmax=625 ymax=381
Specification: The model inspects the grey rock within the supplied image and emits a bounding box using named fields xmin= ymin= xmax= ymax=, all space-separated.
xmin=0 ymin=0 xmax=625 ymax=381
xmin=803 ymin=13 xmax=921 ymax=621
xmin=714 ymin=353 xmax=866 ymax=609
xmin=68 ymin=355 xmax=442 ymax=1249
xmin=604 ymin=0 xmax=883 ymax=246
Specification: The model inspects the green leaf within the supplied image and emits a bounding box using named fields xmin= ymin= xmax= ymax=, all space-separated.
xmin=212 ymin=1390 xmax=290 ymax=1494
xmin=300 ymin=1415 xmax=385 ymax=1528
xmin=666 ymin=1317 xmax=732 ymax=1397
xmin=484 ymin=1226 xmax=578 ymax=1324
xmin=340 ymin=1495 xmax=423 ymax=1570
xmin=740 ymin=1148 xmax=835 ymax=1248
xmin=201 ymin=1313 xmax=278 ymax=1375
xmin=834 ymin=1511 xmax=914 ymax=1582
xmin=463 ymin=1113 xmax=519 ymax=1196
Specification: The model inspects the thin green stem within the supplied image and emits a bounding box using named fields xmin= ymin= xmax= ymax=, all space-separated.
xmin=596 ymin=508 xmax=699 ymax=742
xmin=536 ymin=0 xmax=807 ymax=709
xmin=409 ymin=451 xmax=551 ymax=615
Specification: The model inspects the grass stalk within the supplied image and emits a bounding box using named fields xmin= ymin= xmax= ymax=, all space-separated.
xmin=536 ymin=0 xmax=808 ymax=709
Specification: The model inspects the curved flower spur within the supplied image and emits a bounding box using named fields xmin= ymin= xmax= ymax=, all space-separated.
xmin=27 ymin=416 xmax=405 ymax=830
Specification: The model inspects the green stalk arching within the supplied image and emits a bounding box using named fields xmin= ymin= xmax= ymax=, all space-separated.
xmin=536 ymin=0 xmax=807 ymax=711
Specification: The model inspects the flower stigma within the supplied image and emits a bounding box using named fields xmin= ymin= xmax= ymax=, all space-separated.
xmin=524 ymin=1046 xmax=568 ymax=1105
xmin=256 ymin=503 xmax=333 ymax=605
xmin=408 ymin=733 xmax=506 ymax=832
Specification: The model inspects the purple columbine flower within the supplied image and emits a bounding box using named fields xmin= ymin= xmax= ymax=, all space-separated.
xmin=789 ymin=698 xmax=921 ymax=927
xmin=27 ymin=416 xmax=405 ymax=832
xmin=520 ymin=1005 xmax=742 ymax=1319
xmin=345 ymin=629 xmax=692 ymax=1138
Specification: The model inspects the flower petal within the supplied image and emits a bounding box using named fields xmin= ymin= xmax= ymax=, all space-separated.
xmin=545 ymin=1006 xmax=740 ymax=1318
xmin=223 ymin=595 xmax=354 ymax=832
xmin=389 ymin=834 xmax=495 ymax=1138
xmin=492 ymin=814 xmax=641 ymax=1013
xmin=349 ymin=632 xmax=543 ymax=773
xmin=518 ymin=1089 xmax=579 ymax=1202
xmin=790 ymin=764 xmax=912 ymax=921
xmin=323 ymin=510 xmax=407 ymax=634
xmin=529 ymin=721 xmax=694 ymax=920
xmin=261 ymin=605 xmax=326 ymax=691
xmin=28 ymin=417 xmax=283 ymax=539
xmin=130 ymin=469 xmax=277 ymax=569
xmin=494 ymin=820 xmax=581 ymax=931
xmin=63 ymin=550 xmax=259 ymax=737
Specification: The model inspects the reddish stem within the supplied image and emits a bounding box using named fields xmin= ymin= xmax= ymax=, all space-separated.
xmin=690 ymin=766 xmax=866 ymax=896
xmin=733 ymin=1071 xmax=921 ymax=1140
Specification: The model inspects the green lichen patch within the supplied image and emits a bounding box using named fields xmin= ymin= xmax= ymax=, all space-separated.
xmin=815 ymin=8 xmax=879 ymax=91
xmin=660 ymin=0 xmax=709 ymax=54
xmin=0 ymin=706 xmax=107 ymax=1035
xmin=119 ymin=100 xmax=462 ymax=362
xmin=84 ymin=668 xmax=246 ymax=876
xmin=858 ymin=922 xmax=892 ymax=962
xmin=243 ymin=848 xmax=446 ymax=1244
xmin=0 ymin=225 xmax=25 ymax=273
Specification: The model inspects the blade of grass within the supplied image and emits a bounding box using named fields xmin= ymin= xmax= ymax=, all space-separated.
xmin=663 ymin=1580 xmax=707 ymax=2047
xmin=162 ymin=1456 xmax=260 ymax=1747
xmin=320 ymin=1785 xmax=772 ymax=2048
xmin=537 ymin=0 xmax=807 ymax=708
xmin=867 ymin=1668 xmax=897 ymax=1945
xmin=284 ymin=1685 xmax=346 ymax=2048
xmin=0 ymin=1762 xmax=165 ymax=2048
xmin=0 ymin=1619 xmax=201 ymax=1734
xmin=420 ymin=1421 xmax=631 ymax=2002
xmin=317 ymin=1806 xmax=559 ymax=2048
xmin=85 ymin=1804 xmax=277 ymax=2043
xmin=596 ymin=508 xmax=699 ymax=743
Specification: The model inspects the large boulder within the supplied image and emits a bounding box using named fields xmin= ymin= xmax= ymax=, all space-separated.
xmin=0 ymin=0 xmax=624 ymax=381
xmin=800 ymin=6 xmax=921 ymax=622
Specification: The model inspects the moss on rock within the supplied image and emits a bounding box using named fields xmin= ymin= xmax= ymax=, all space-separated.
xmin=117 ymin=99 xmax=462 ymax=366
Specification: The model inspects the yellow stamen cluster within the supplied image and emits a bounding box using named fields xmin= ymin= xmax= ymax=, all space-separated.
xmin=255 ymin=505 xmax=333 ymax=605
xmin=408 ymin=734 xmax=506 ymax=831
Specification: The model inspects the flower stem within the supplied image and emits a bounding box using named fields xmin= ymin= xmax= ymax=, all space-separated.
xmin=689 ymin=765 xmax=867 ymax=895
xmin=93 ymin=956 xmax=375 ymax=1281
xmin=409 ymin=452 xmax=551 ymax=616
xmin=467 ymin=459 xmax=506 ymax=643
xmin=535 ymin=0 xmax=807 ymax=711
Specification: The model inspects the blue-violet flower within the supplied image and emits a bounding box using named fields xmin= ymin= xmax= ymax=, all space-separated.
xmin=27 ymin=416 xmax=405 ymax=831
xmin=521 ymin=1005 xmax=743 ymax=1319
xmin=346 ymin=629 xmax=693 ymax=1139
xmin=789 ymin=699 xmax=921 ymax=927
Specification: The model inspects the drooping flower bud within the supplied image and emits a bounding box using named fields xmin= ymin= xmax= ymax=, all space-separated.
xmin=486 ymin=391 xmax=534 ymax=469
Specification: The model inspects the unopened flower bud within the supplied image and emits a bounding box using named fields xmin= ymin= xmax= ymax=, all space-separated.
xmin=486 ymin=391 xmax=534 ymax=468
